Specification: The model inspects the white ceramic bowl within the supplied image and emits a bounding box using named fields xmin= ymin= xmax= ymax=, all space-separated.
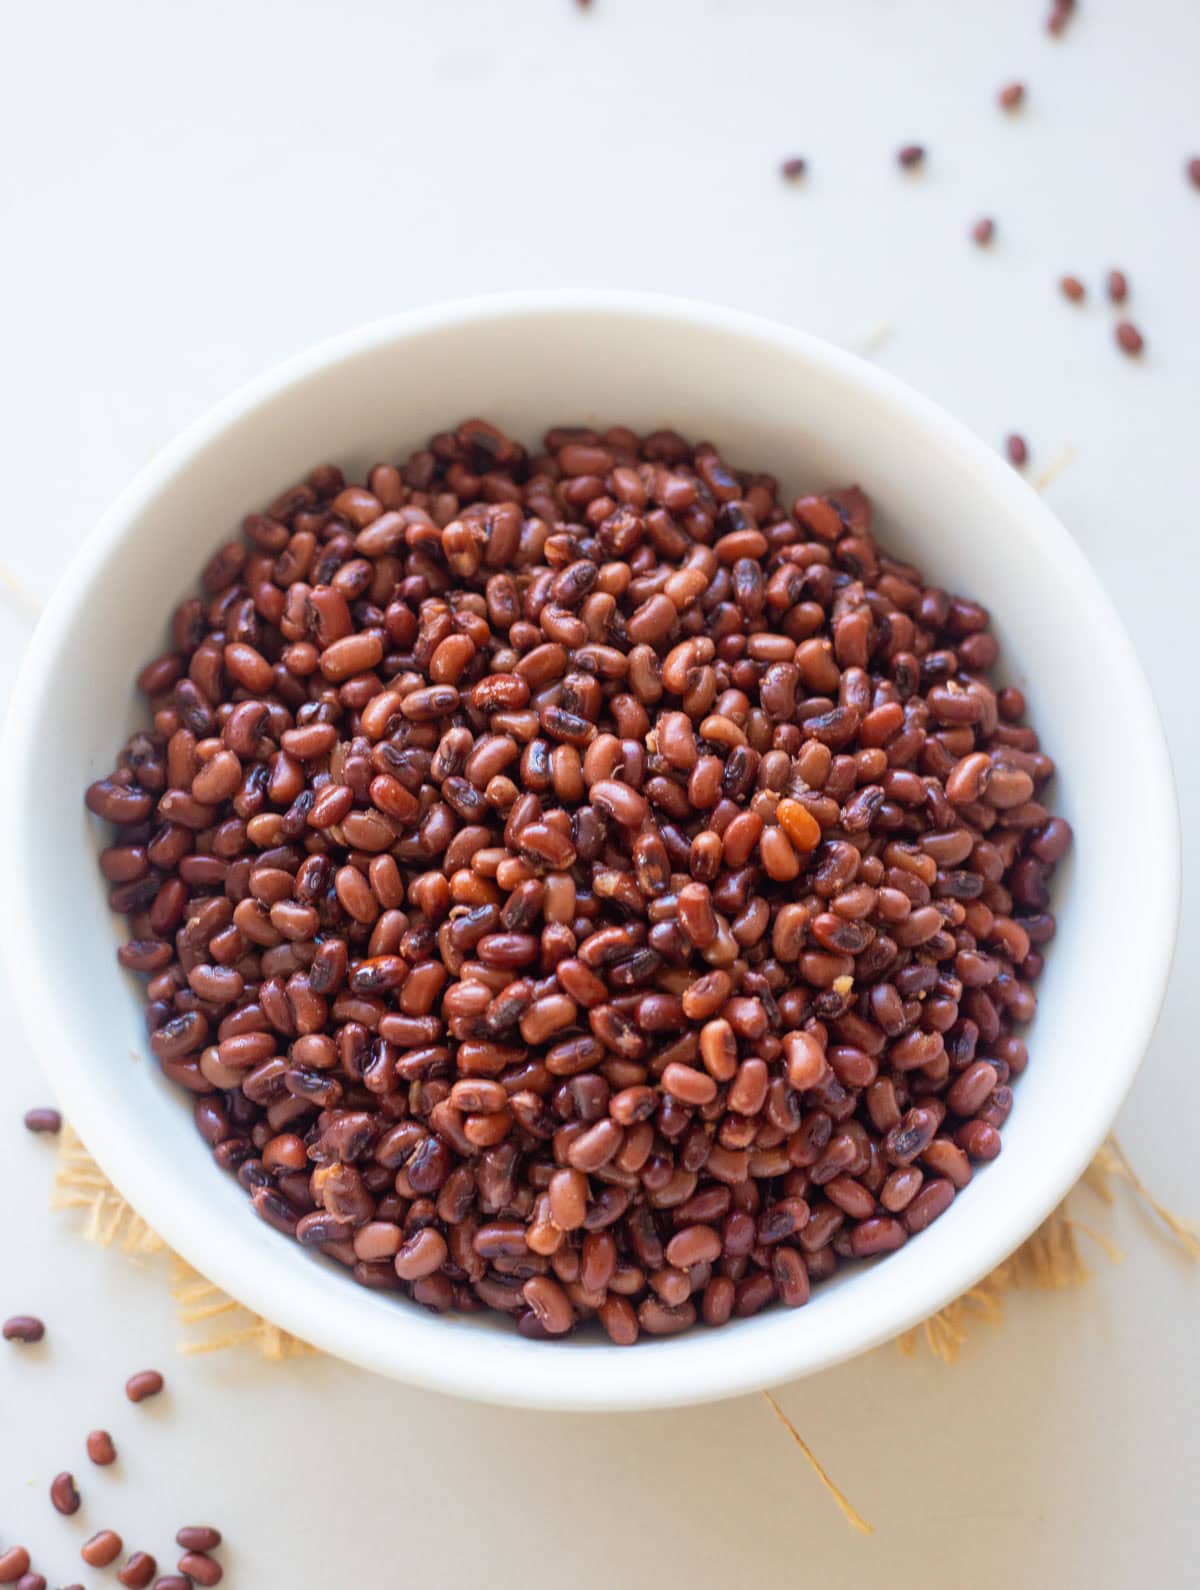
xmin=3 ymin=292 xmax=1178 ymax=1411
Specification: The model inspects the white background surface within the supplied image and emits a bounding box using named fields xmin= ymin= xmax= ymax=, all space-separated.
xmin=2 ymin=2 xmax=1198 ymax=1585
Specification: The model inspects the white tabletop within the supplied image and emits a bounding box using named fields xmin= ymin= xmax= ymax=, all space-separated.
xmin=3 ymin=1 xmax=1198 ymax=1584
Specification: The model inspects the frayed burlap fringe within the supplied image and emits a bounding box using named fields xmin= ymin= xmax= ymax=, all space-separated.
xmin=52 ymin=1124 xmax=1195 ymax=1533
xmin=167 ymin=1254 xmax=312 ymax=1359
xmin=50 ymin=1126 xmax=169 ymax=1257
xmin=893 ymin=1137 xmax=1198 ymax=1364
xmin=51 ymin=1126 xmax=311 ymax=1358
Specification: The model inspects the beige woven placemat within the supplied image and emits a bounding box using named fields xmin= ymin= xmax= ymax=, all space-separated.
xmin=49 ymin=1125 xmax=1197 ymax=1534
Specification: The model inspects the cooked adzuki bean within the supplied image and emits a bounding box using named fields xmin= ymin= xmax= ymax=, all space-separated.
xmin=86 ymin=1429 xmax=117 ymax=1465
xmin=118 ymin=1553 xmax=158 ymax=1590
xmin=50 ymin=1471 xmax=81 ymax=1515
xmin=125 ymin=1368 xmax=165 ymax=1403
xmin=87 ymin=420 xmax=1069 ymax=1343
xmin=1046 ymin=0 xmax=1074 ymax=36
xmin=175 ymin=1529 xmax=222 ymax=1553
xmin=176 ymin=1555 xmax=223 ymax=1587
xmin=23 ymin=1107 xmax=62 ymax=1134
xmin=81 ymin=1532 xmax=123 ymax=1569
xmin=0 ymin=1551 xmax=31 ymax=1585
xmin=1115 ymin=321 xmax=1145 ymax=357
xmin=2 ymin=1314 xmax=45 ymax=1343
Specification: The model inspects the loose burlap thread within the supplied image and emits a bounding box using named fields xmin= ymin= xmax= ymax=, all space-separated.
xmin=49 ymin=1124 xmax=1196 ymax=1533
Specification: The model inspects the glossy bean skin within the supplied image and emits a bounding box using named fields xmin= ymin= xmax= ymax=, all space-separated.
xmin=175 ymin=1528 xmax=222 ymax=1554
xmin=81 ymin=1532 xmax=124 ymax=1569
xmin=50 ymin=1471 xmax=81 ymax=1515
xmin=177 ymin=1553 xmax=224 ymax=1587
xmin=86 ymin=1430 xmax=117 ymax=1465
xmin=117 ymin=1551 xmax=158 ymax=1589
xmin=125 ymin=1369 xmax=165 ymax=1403
xmin=0 ymin=1549 xmax=31 ymax=1583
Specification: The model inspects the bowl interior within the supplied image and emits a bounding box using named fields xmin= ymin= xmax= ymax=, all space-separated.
xmin=5 ymin=296 xmax=1177 ymax=1409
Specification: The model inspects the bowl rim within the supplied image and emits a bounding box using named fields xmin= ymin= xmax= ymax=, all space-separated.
xmin=2 ymin=289 xmax=1180 ymax=1410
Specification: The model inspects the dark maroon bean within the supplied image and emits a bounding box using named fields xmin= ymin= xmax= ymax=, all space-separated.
xmin=849 ymin=1217 xmax=907 ymax=1256
xmin=1028 ymin=815 xmax=1072 ymax=864
xmin=118 ymin=1553 xmax=158 ymax=1589
xmin=125 ymin=1369 xmax=165 ymax=1402
xmin=150 ymin=1011 xmax=208 ymax=1061
xmin=947 ymin=1060 xmax=998 ymax=1117
xmin=86 ymin=778 xmax=154 ymax=824
xmin=1046 ymin=0 xmax=1074 ymax=35
xmin=904 ymin=1178 xmax=956 ymax=1233
xmin=522 ymin=1275 xmax=574 ymax=1335
xmin=772 ymin=1246 xmax=810 ymax=1307
xmin=733 ymin=1271 xmax=776 ymax=1317
xmin=296 ymin=1210 xmax=355 ymax=1246
xmin=174 ymin=1529 xmax=221 ymax=1553
xmin=3 ymin=1315 xmax=44 ymax=1342
xmin=1005 ymin=434 xmax=1028 ymax=468
xmin=51 ymin=1470 xmax=81 ymax=1514
xmin=884 ymin=1108 xmax=938 ymax=1165
xmin=406 ymin=1134 xmax=452 ymax=1194
xmin=639 ymin=1297 xmax=697 ymax=1335
xmin=957 ymin=1119 xmax=1003 ymax=1160
xmin=252 ymin=1185 xmax=299 ymax=1236
xmin=22 ymin=1107 xmax=62 ymax=1134
xmin=896 ymin=143 xmax=925 ymax=168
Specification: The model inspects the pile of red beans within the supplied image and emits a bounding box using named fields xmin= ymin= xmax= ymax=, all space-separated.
xmin=85 ymin=419 xmax=1070 ymax=1343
